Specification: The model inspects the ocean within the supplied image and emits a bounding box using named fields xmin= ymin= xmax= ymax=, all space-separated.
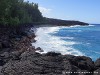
xmin=32 ymin=24 xmax=100 ymax=61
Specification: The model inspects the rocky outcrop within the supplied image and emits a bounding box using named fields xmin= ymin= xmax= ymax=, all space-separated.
xmin=95 ymin=58 xmax=100 ymax=69
xmin=45 ymin=18 xmax=89 ymax=26
xmin=70 ymin=56 xmax=95 ymax=71
xmin=0 ymin=25 xmax=100 ymax=75
xmin=0 ymin=25 xmax=36 ymax=66
xmin=0 ymin=52 xmax=99 ymax=75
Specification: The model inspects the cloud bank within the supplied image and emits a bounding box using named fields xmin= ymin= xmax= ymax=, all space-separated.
xmin=39 ymin=6 xmax=52 ymax=17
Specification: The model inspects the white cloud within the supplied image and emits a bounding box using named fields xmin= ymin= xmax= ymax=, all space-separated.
xmin=39 ymin=6 xmax=52 ymax=16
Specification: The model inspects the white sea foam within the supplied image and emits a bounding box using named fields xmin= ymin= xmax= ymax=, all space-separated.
xmin=60 ymin=37 xmax=74 ymax=40
xmin=69 ymin=25 xmax=95 ymax=28
xmin=32 ymin=27 xmax=84 ymax=56
xmin=89 ymin=25 xmax=95 ymax=27
xmin=69 ymin=25 xmax=81 ymax=28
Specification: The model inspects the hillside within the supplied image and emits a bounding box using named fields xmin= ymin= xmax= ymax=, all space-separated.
xmin=44 ymin=18 xmax=89 ymax=26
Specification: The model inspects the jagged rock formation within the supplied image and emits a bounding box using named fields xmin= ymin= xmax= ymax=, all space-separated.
xmin=0 ymin=25 xmax=100 ymax=75
xmin=0 ymin=52 xmax=99 ymax=75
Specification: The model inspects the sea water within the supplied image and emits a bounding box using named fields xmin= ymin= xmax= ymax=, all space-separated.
xmin=32 ymin=24 xmax=100 ymax=61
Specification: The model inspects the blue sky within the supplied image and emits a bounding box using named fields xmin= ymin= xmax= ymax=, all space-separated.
xmin=24 ymin=0 xmax=100 ymax=23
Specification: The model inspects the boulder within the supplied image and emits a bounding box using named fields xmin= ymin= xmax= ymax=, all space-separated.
xmin=95 ymin=58 xmax=100 ymax=69
xmin=45 ymin=52 xmax=61 ymax=56
xmin=36 ymin=47 xmax=42 ymax=50
xmin=71 ymin=56 xmax=95 ymax=71
xmin=36 ymin=47 xmax=44 ymax=52
xmin=62 ymin=55 xmax=75 ymax=61
xmin=27 ymin=32 xmax=36 ymax=39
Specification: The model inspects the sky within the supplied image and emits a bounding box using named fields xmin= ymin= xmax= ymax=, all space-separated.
xmin=24 ymin=0 xmax=100 ymax=24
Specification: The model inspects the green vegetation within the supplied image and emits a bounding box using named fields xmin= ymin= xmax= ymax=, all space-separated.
xmin=0 ymin=0 xmax=88 ymax=26
xmin=0 ymin=0 xmax=43 ymax=26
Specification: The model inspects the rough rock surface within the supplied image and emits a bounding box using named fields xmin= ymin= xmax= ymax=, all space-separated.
xmin=0 ymin=52 xmax=99 ymax=75
xmin=95 ymin=58 xmax=100 ymax=69
xmin=0 ymin=26 xmax=100 ymax=75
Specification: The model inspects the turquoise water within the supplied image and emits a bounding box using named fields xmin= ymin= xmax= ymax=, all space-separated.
xmin=33 ymin=24 xmax=100 ymax=61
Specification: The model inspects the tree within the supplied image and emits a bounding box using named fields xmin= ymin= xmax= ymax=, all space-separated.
xmin=0 ymin=0 xmax=44 ymax=26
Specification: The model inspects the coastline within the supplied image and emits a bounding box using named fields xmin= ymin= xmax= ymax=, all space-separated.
xmin=0 ymin=25 xmax=100 ymax=75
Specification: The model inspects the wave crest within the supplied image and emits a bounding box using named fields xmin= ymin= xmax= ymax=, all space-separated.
xmin=32 ymin=27 xmax=84 ymax=56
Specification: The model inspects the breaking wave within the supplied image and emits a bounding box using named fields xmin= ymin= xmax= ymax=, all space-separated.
xmin=32 ymin=26 xmax=84 ymax=56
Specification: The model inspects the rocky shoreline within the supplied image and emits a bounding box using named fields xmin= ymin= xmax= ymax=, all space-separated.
xmin=0 ymin=25 xmax=100 ymax=75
